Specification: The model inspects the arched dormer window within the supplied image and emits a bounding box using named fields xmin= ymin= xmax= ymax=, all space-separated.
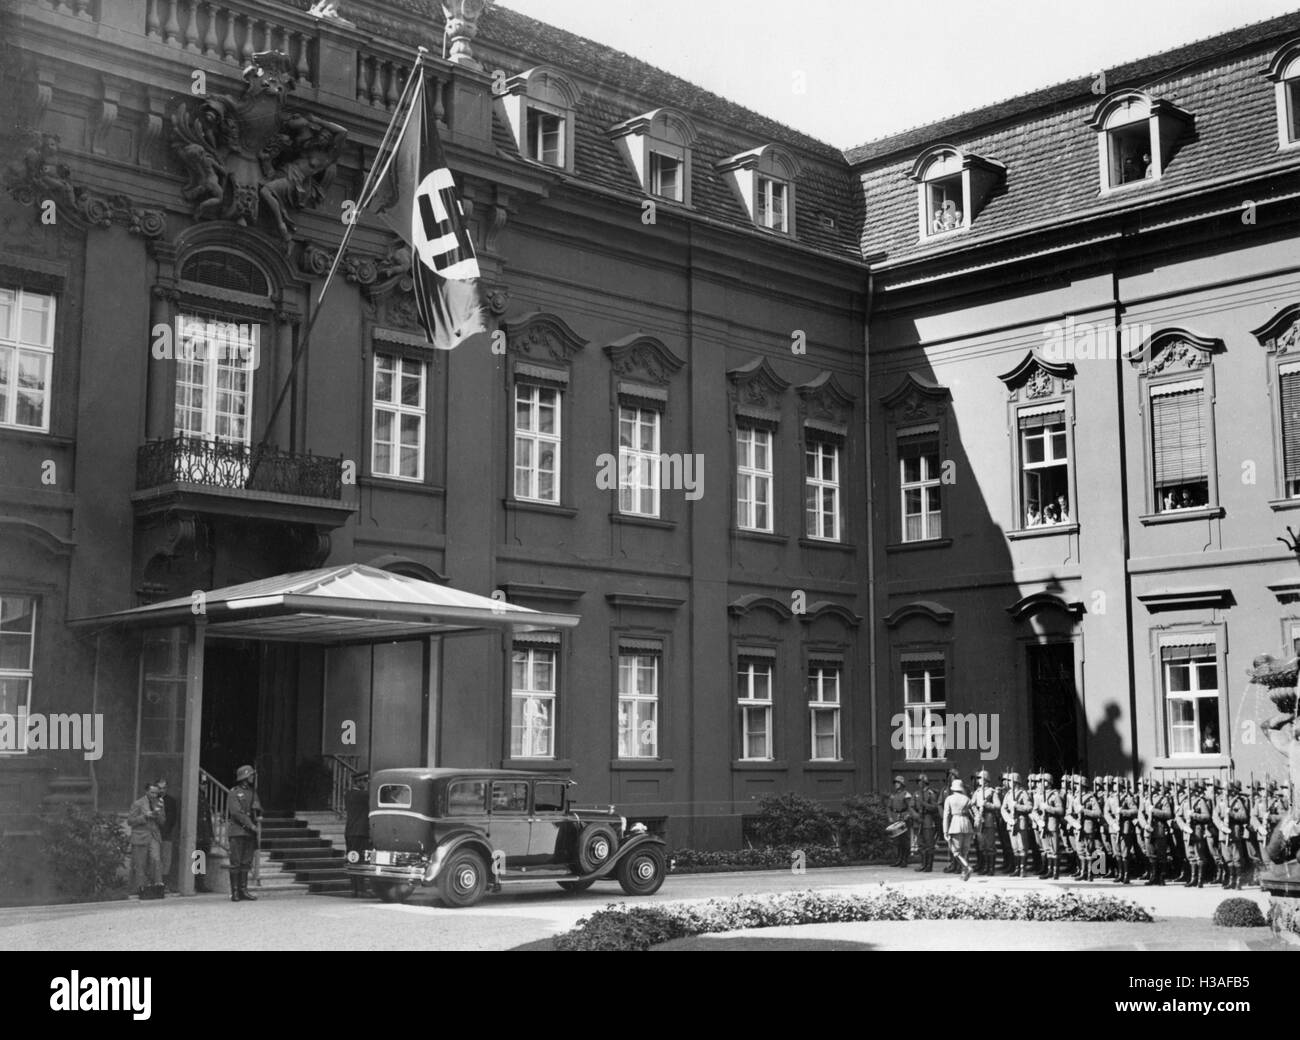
xmin=495 ymin=65 xmax=582 ymax=171
xmin=1089 ymin=90 xmax=1192 ymax=190
xmin=716 ymin=144 xmax=801 ymax=235
xmin=1267 ymin=40 xmax=1300 ymax=148
xmin=908 ymin=145 xmax=1005 ymax=239
xmin=608 ymin=108 xmax=699 ymax=205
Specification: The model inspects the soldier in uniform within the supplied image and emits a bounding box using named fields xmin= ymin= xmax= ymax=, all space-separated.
xmin=888 ymin=775 xmax=913 ymax=868
xmin=971 ymin=770 xmax=1000 ymax=876
xmin=1079 ymin=776 xmax=1103 ymax=881
xmin=1102 ymin=777 xmax=1120 ymax=881
xmin=943 ymin=768 xmax=962 ymax=872
xmin=1145 ymin=778 xmax=1174 ymax=886
xmin=1211 ymin=780 xmax=1235 ymax=889
xmin=1009 ymin=772 xmax=1037 ymax=877
xmin=912 ymin=774 xmax=941 ymax=872
xmin=1115 ymin=777 xmax=1139 ymax=884
xmin=997 ymin=772 xmax=1016 ymax=873
xmin=943 ymin=778 xmax=975 ymax=881
xmin=1203 ymin=779 xmax=1225 ymax=884
xmin=227 ymin=764 xmax=262 ymax=902
xmin=1244 ymin=781 xmax=1265 ymax=883
xmin=1264 ymin=780 xmax=1285 ymax=863
xmin=1041 ymin=773 xmax=1065 ymax=879
xmin=1225 ymin=780 xmax=1251 ymax=889
xmin=1184 ymin=779 xmax=1212 ymax=888
xmin=1064 ymin=775 xmax=1083 ymax=878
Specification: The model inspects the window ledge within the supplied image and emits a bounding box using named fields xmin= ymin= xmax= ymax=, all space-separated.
xmin=610 ymin=759 xmax=675 ymax=771
xmin=504 ymin=498 xmax=578 ymax=518
xmin=732 ymin=759 xmax=788 ymax=771
xmin=503 ymin=758 xmax=573 ymax=771
xmin=1100 ymin=176 xmax=1163 ymax=196
xmin=1268 ymin=497 xmax=1300 ymax=512
xmin=611 ymin=513 xmax=676 ymax=530
xmin=735 ymin=529 xmax=787 ymax=544
xmin=1138 ymin=506 xmax=1224 ymax=526
xmin=1150 ymin=755 xmax=1230 ymax=770
xmin=892 ymin=760 xmax=952 ymax=771
xmin=799 ymin=537 xmax=855 ymax=552
xmin=886 ymin=538 xmax=953 ymax=553
xmin=1007 ymin=522 xmax=1079 ymax=541
xmin=0 ymin=428 xmax=71 ymax=446
xmin=805 ymin=760 xmax=855 ymax=771
xmin=921 ymin=225 xmax=970 ymax=243
xmin=359 ymin=475 xmax=444 ymax=495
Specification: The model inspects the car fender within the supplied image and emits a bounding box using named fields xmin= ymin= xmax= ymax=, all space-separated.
xmin=422 ymin=831 xmax=494 ymax=884
xmin=579 ymin=832 xmax=667 ymax=881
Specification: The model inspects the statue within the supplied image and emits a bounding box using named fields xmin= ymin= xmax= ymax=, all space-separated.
xmin=168 ymin=51 xmax=347 ymax=247
xmin=1245 ymin=653 xmax=1300 ymax=876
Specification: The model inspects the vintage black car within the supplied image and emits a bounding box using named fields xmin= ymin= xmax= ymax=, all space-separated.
xmin=344 ymin=767 xmax=668 ymax=907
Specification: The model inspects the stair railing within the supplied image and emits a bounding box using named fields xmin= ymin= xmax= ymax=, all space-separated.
xmin=327 ymin=754 xmax=362 ymax=818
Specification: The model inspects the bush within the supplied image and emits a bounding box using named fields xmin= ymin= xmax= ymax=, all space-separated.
xmin=838 ymin=794 xmax=895 ymax=861
xmin=1211 ymin=897 xmax=1266 ymax=928
xmin=670 ymin=845 xmax=852 ymax=873
xmin=1268 ymin=897 xmax=1300 ymax=938
xmin=749 ymin=792 xmax=838 ymax=847
xmin=553 ymin=889 xmax=1154 ymax=951
xmin=40 ymin=804 xmax=131 ymax=902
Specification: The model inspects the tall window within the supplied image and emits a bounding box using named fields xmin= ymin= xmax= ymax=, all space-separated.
xmin=899 ymin=431 xmax=942 ymax=542
xmin=617 ymin=652 xmax=659 ymax=759
xmin=805 ymin=439 xmax=841 ymax=541
xmin=1020 ymin=410 xmax=1070 ymax=526
xmin=649 ymin=151 xmax=683 ymax=201
xmin=737 ymin=425 xmax=773 ymax=532
xmin=0 ymin=595 xmax=35 ymax=725
xmin=0 ymin=288 xmax=55 ymax=432
xmin=511 ymin=644 xmax=556 ymax=759
xmin=514 ymin=382 xmax=561 ymax=502
xmin=1162 ymin=645 xmax=1220 ymax=756
xmin=618 ymin=405 xmax=660 ymax=517
xmin=173 ymin=314 xmax=257 ymax=445
xmin=526 ymin=107 xmax=563 ymax=166
xmin=141 ymin=627 xmax=185 ymax=755
xmin=1150 ymin=380 xmax=1208 ymax=511
xmin=737 ymin=656 xmax=773 ymax=760
xmin=902 ymin=655 xmax=945 ymax=760
xmin=756 ymin=176 xmax=788 ymax=232
xmin=1281 ymin=365 xmax=1300 ymax=498
xmin=372 ymin=353 xmax=426 ymax=481
xmin=808 ymin=662 xmax=841 ymax=761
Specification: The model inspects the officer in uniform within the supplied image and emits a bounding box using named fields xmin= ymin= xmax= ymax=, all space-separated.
xmin=996 ymin=772 xmax=1016 ymax=873
xmin=1009 ymin=772 xmax=1037 ymax=877
xmin=971 ymin=770 xmax=1000 ymax=875
xmin=942 ymin=769 xmax=962 ymax=872
xmin=227 ymin=764 xmax=262 ymax=902
xmin=911 ymin=774 xmax=941 ymax=872
xmin=1145 ymin=778 xmax=1173 ymax=886
xmin=888 ymin=775 xmax=913 ymax=868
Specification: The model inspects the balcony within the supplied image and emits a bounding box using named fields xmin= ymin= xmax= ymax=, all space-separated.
xmin=133 ymin=436 xmax=354 ymax=529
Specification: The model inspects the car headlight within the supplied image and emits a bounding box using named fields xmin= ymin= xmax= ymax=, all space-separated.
xmin=619 ymin=815 xmax=627 ymax=834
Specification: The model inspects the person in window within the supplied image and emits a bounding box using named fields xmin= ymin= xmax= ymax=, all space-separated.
xmin=931 ymin=209 xmax=945 ymax=234
xmin=1177 ymin=488 xmax=1195 ymax=510
xmin=1055 ymin=494 xmax=1071 ymax=524
xmin=1043 ymin=503 xmax=1060 ymax=525
xmin=1142 ymin=153 xmax=1154 ymax=179
xmin=1026 ymin=503 xmax=1042 ymax=528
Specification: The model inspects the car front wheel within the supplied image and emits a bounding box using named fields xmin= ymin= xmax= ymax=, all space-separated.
xmin=372 ymin=880 xmax=414 ymax=904
xmin=616 ymin=845 xmax=666 ymax=896
xmin=577 ymin=824 xmax=618 ymax=873
xmin=437 ymin=849 xmax=488 ymax=908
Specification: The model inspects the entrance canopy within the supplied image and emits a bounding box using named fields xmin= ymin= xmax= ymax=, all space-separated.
xmin=77 ymin=564 xmax=579 ymax=643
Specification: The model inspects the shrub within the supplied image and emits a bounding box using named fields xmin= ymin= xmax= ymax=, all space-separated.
xmin=669 ymin=845 xmax=851 ymax=873
xmin=552 ymin=889 xmax=1154 ymax=951
xmin=838 ymin=794 xmax=895 ymax=861
xmin=749 ymin=792 xmax=838 ymax=847
xmin=1268 ymin=897 xmax=1300 ymax=938
xmin=40 ymin=804 xmax=131 ymax=902
xmin=1211 ymin=897 xmax=1266 ymax=928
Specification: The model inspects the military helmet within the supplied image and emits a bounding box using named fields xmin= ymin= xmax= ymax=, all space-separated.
xmin=1004 ymin=771 xmax=1020 ymax=783
xmin=893 ymin=775 xmax=906 ymax=785
xmin=977 ymin=770 xmax=990 ymax=781
xmin=917 ymin=773 xmax=929 ymax=784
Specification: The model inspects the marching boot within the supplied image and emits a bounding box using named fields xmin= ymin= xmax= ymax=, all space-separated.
xmin=241 ymin=877 xmax=258 ymax=902
xmin=1196 ymin=862 xmax=1204 ymax=888
xmin=1184 ymin=863 xmax=1195 ymax=887
xmin=231 ymin=872 xmax=241 ymax=902
xmin=1120 ymin=856 xmax=1131 ymax=885
xmin=1232 ymin=865 xmax=1242 ymax=890
xmin=1145 ymin=861 xmax=1161 ymax=886
xmin=1221 ymin=864 xmax=1232 ymax=890
xmin=1017 ymin=854 xmax=1026 ymax=878
xmin=1052 ymin=855 xmax=1060 ymax=880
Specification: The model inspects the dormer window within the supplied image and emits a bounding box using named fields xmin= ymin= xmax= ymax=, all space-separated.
xmin=717 ymin=144 xmax=801 ymax=235
xmin=609 ymin=108 xmax=698 ymax=205
xmin=1090 ymin=91 xmax=1192 ymax=191
xmin=496 ymin=66 xmax=582 ymax=172
xmin=908 ymin=146 xmax=1004 ymax=240
xmin=1267 ymin=41 xmax=1300 ymax=148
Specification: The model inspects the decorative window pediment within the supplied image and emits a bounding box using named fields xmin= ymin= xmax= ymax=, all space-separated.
xmin=998 ymin=351 xmax=1075 ymax=401
xmin=1128 ymin=328 xmax=1223 ymax=374
xmin=879 ymin=372 xmax=951 ymax=422
xmin=496 ymin=66 xmax=581 ymax=170
xmin=716 ymin=144 xmax=801 ymax=234
xmin=883 ymin=600 xmax=954 ymax=627
xmin=727 ymin=357 xmax=790 ymax=420
xmin=728 ymin=594 xmax=794 ymax=621
xmin=609 ymin=107 xmax=699 ymax=205
xmin=1089 ymin=90 xmax=1192 ymax=189
xmin=1251 ymin=304 xmax=1300 ymax=355
xmin=505 ymin=311 xmax=588 ymax=365
xmin=797 ymin=372 xmax=855 ymax=433
xmin=909 ymin=145 xmax=1005 ymax=238
xmin=604 ymin=334 xmax=684 ymax=387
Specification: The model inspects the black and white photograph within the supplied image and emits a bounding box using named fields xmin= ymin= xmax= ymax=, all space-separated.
xmin=2 ymin=0 xmax=1300 ymax=991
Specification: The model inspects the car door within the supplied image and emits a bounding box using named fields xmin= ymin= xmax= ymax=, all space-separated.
xmin=487 ymin=780 xmax=532 ymax=870
xmin=528 ymin=781 xmax=570 ymax=865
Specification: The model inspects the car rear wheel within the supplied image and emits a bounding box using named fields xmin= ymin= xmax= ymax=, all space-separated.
xmin=437 ymin=849 xmax=488 ymax=908
xmin=577 ymin=824 xmax=618 ymax=873
xmin=616 ymin=845 xmax=666 ymax=896
xmin=557 ymin=879 xmax=595 ymax=893
xmin=372 ymin=881 xmax=415 ymax=904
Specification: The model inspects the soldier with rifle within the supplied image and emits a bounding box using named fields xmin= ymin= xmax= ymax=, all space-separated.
xmin=1145 ymin=777 xmax=1174 ymax=886
xmin=1226 ymin=780 xmax=1251 ymax=889
xmin=1212 ymin=780 xmax=1237 ymax=889
xmin=911 ymin=774 xmax=941 ymax=873
xmin=997 ymin=772 xmax=1016 ymax=873
xmin=1116 ymin=777 xmax=1139 ymax=884
xmin=971 ymin=770 xmax=1000 ymax=876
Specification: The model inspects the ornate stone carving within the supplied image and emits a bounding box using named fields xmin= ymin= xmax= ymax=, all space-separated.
xmin=507 ymin=312 xmax=587 ymax=362
xmin=880 ymin=372 xmax=951 ymax=418
xmin=797 ymin=372 xmax=855 ymax=425
xmin=483 ymin=283 xmax=509 ymax=316
xmin=1025 ymin=367 xmax=1054 ymax=398
xmin=726 ymin=357 xmax=790 ymax=410
xmin=441 ymin=0 xmax=492 ymax=69
xmin=168 ymin=51 xmax=348 ymax=247
xmin=997 ymin=351 xmax=1074 ymax=402
xmin=1148 ymin=339 xmax=1205 ymax=374
xmin=605 ymin=335 xmax=684 ymax=385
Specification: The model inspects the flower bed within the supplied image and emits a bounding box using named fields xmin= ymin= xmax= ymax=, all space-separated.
xmin=552 ymin=889 xmax=1154 ymax=951
xmin=669 ymin=845 xmax=866 ymax=874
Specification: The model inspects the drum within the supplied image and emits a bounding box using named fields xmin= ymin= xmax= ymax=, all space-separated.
xmin=885 ymin=820 xmax=909 ymax=838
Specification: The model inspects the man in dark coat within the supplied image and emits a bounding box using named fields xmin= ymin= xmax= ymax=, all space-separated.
xmin=127 ymin=780 xmax=165 ymax=898
xmin=344 ymin=771 xmax=370 ymax=897
xmin=155 ymin=777 xmax=179 ymax=892
xmin=227 ymin=764 xmax=262 ymax=902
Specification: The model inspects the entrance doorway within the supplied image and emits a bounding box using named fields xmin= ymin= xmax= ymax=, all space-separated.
xmin=201 ymin=642 xmax=260 ymax=789
xmin=1027 ymin=642 xmax=1081 ymax=779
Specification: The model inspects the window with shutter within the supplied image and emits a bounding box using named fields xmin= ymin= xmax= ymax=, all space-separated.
xmin=1281 ymin=367 xmax=1300 ymax=497
xmin=1150 ymin=381 xmax=1208 ymax=511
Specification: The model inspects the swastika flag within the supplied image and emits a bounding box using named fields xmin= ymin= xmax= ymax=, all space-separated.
xmin=371 ymin=74 xmax=485 ymax=350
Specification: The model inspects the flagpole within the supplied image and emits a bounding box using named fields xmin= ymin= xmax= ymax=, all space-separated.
xmin=250 ymin=48 xmax=428 ymax=482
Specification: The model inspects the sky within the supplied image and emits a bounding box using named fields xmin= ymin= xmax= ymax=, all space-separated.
xmin=495 ymin=0 xmax=1300 ymax=149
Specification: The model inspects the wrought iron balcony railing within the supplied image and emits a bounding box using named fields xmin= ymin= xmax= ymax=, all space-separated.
xmin=137 ymin=436 xmax=344 ymax=501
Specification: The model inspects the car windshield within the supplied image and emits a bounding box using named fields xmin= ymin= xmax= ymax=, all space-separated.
xmin=378 ymin=784 xmax=412 ymax=807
